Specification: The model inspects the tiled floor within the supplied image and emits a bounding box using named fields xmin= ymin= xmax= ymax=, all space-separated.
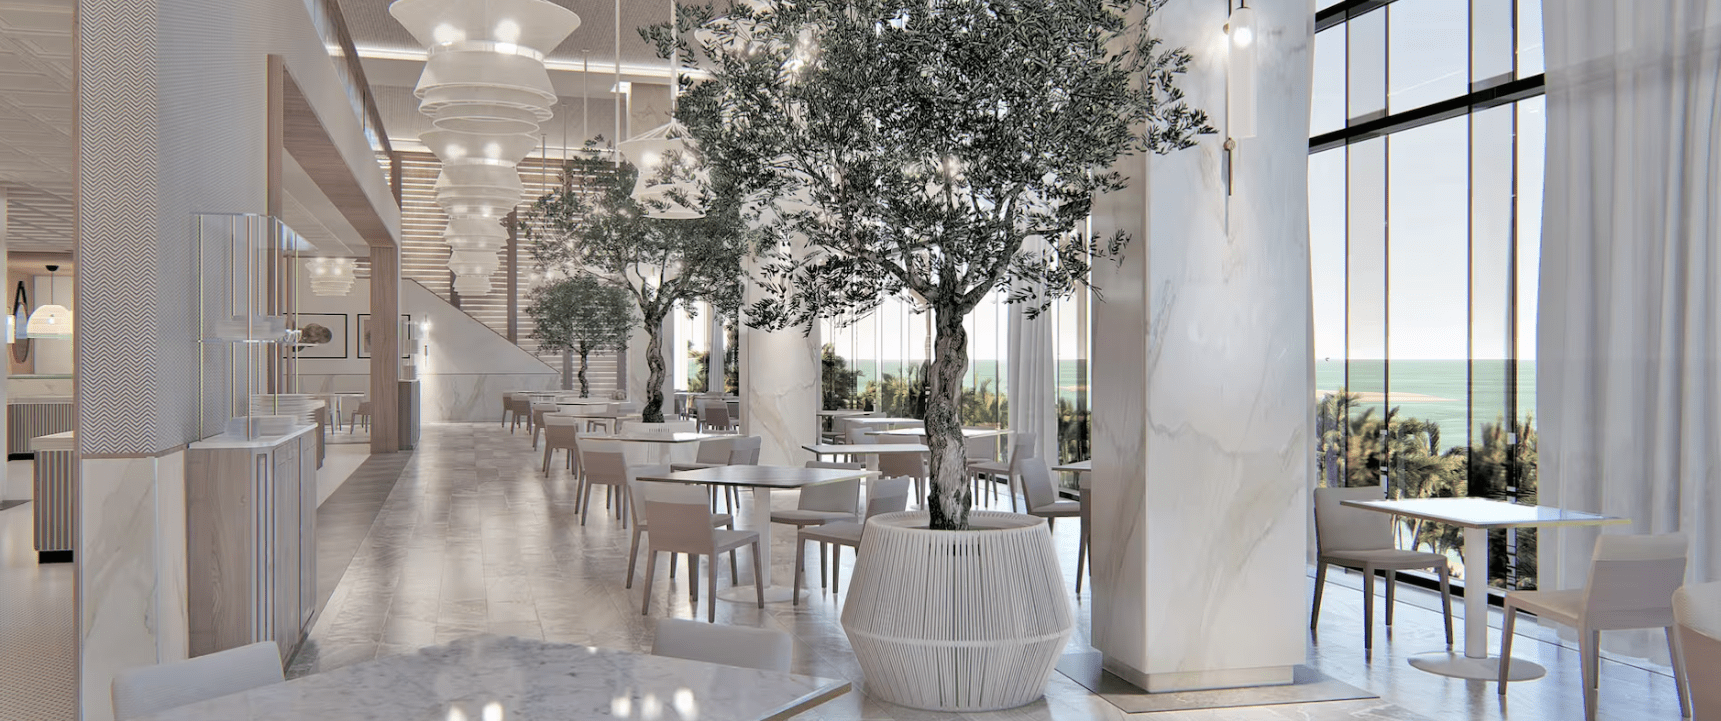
xmin=0 ymin=462 xmax=74 ymax=721
xmin=291 ymin=423 xmax=1691 ymax=720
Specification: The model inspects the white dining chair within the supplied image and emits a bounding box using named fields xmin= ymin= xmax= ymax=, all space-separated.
xmin=960 ymin=431 xmax=1001 ymax=502
xmin=1310 ymin=485 xmax=1454 ymax=653
xmin=1674 ymin=581 xmax=1721 ymax=720
xmin=623 ymin=466 xmax=736 ymax=590
xmin=578 ymin=449 xmax=632 ymax=527
xmin=876 ymin=435 xmax=928 ymax=503
xmin=111 ymin=641 xmax=283 ymax=720
xmin=528 ymin=402 xmax=560 ymax=448
xmin=793 ymin=475 xmax=913 ymax=602
xmin=541 ymin=415 xmax=582 ymax=478
xmin=652 ymin=618 xmax=793 ymax=672
xmin=638 ymin=482 xmax=765 ymax=621
xmin=969 ymin=433 xmax=1035 ymax=511
xmin=1499 ymin=533 xmax=1690 ymax=720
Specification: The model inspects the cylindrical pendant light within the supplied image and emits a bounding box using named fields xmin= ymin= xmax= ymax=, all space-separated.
xmin=1227 ymin=0 xmax=1257 ymax=140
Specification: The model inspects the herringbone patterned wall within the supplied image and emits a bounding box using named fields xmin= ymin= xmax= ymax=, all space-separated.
xmin=76 ymin=0 xmax=165 ymax=455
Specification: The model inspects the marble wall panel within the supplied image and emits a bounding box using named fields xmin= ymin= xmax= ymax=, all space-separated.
xmin=1089 ymin=0 xmax=1315 ymax=693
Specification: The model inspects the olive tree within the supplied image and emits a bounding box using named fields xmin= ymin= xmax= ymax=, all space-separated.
xmin=525 ymin=274 xmax=636 ymax=398
xmin=657 ymin=0 xmax=1213 ymax=529
xmin=522 ymin=152 xmax=746 ymax=422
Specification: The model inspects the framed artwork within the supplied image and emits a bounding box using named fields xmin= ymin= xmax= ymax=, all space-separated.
xmin=358 ymin=313 xmax=411 ymax=359
xmin=290 ymin=313 xmax=348 ymax=359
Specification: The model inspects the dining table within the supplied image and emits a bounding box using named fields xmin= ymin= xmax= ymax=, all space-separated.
xmin=802 ymin=442 xmax=929 ymax=462
xmin=1341 ymin=497 xmax=1628 ymax=681
xmin=132 ymin=634 xmax=852 ymax=721
xmin=635 ymin=464 xmax=876 ymax=603
xmin=868 ymin=426 xmax=1010 ymax=439
xmin=582 ymin=430 xmax=733 ymax=464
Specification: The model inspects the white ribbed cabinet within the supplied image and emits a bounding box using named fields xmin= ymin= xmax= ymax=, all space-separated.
xmin=185 ymin=424 xmax=318 ymax=663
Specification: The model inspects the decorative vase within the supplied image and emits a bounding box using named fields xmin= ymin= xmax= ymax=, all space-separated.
xmin=841 ymin=510 xmax=1074 ymax=712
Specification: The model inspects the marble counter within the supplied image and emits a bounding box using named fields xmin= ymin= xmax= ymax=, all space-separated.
xmin=187 ymin=424 xmax=317 ymax=450
xmin=31 ymin=430 xmax=73 ymax=452
xmin=135 ymin=635 xmax=851 ymax=721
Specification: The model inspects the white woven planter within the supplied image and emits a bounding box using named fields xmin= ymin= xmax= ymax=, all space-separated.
xmin=841 ymin=511 xmax=1074 ymax=712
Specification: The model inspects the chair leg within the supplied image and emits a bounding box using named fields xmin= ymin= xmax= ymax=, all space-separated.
xmin=1075 ymin=525 xmax=1088 ymax=595
xmin=752 ymin=541 xmax=765 ymax=608
xmin=1311 ymin=561 xmax=1328 ymax=631
xmin=729 ymin=548 xmax=739 ymax=584
xmin=832 ymin=545 xmax=842 ymax=596
xmin=1437 ymin=564 xmax=1454 ymax=647
xmin=1362 ymin=567 xmax=1375 ymax=653
xmin=1008 ymin=473 xmax=1019 ymax=513
xmin=626 ymin=527 xmax=643 ymax=588
xmin=708 ymin=553 xmax=719 ymax=622
xmin=1667 ymin=626 xmax=1691 ymax=718
xmin=640 ymin=551 xmax=657 ymax=616
xmin=669 ymin=552 xmax=678 ymax=580
xmin=1498 ymin=606 xmax=1517 ymax=690
xmin=793 ymin=537 xmax=805 ymax=606
xmin=1580 ymin=627 xmax=1599 ymax=721
xmin=820 ymin=542 xmax=828 ymax=589
xmin=542 ymin=445 xmax=554 ymax=476
xmin=579 ymin=483 xmax=594 ymax=526
xmin=1385 ymin=571 xmax=1397 ymax=627
xmin=690 ymin=555 xmax=699 ymax=603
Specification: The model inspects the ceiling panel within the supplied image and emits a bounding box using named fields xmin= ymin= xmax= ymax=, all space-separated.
xmin=0 ymin=0 xmax=73 ymax=253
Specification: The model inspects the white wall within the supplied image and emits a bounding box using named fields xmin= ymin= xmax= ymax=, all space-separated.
xmin=294 ymin=272 xmax=560 ymax=421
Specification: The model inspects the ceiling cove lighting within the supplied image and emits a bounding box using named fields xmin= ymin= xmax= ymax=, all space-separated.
xmin=618 ymin=0 xmax=707 ymax=219
xmin=25 ymin=264 xmax=71 ymax=340
xmin=389 ymin=0 xmax=581 ymax=297
xmin=304 ymin=257 xmax=358 ymax=297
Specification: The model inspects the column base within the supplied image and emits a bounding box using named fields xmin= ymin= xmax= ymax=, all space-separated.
xmin=1102 ymin=657 xmax=1295 ymax=693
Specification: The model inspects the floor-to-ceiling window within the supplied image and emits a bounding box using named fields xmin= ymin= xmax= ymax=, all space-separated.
xmin=1311 ymin=0 xmax=1544 ymax=591
xmin=819 ymin=290 xmax=1010 ymax=428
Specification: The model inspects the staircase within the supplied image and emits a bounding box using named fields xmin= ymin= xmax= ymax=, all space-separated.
xmin=380 ymin=150 xmax=624 ymax=398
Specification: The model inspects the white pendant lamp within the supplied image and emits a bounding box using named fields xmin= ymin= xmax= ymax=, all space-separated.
xmin=1226 ymin=0 xmax=1257 ymax=140
xmin=619 ymin=0 xmax=707 ymax=219
xmin=390 ymin=0 xmax=581 ymax=296
xmin=26 ymin=264 xmax=71 ymax=340
xmin=304 ymin=257 xmax=358 ymax=297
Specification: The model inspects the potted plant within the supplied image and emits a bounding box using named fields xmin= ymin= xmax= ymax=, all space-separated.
xmin=525 ymin=274 xmax=636 ymax=398
xmin=658 ymin=0 xmax=1211 ymax=710
xmin=522 ymin=150 xmax=747 ymax=423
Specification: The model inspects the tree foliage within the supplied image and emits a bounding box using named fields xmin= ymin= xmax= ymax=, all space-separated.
xmin=525 ymin=274 xmax=635 ymax=398
xmin=653 ymin=0 xmax=1213 ymax=529
xmin=520 ymin=151 xmax=749 ymax=421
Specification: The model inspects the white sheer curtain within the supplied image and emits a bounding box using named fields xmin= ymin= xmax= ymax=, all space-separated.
xmin=1008 ymin=237 xmax=1057 ymax=465
xmin=1540 ymin=0 xmax=1721 ymax=661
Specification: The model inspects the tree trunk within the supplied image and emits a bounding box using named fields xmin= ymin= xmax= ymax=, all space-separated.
xmin=643 ymin=324 xmax=667 ymax=423
xmin=925 ymin=304 xmax=972 ymax=530
xmin=577 ymin=350 xmax=590 ymax=398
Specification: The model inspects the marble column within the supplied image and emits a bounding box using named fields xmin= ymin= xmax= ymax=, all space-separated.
xmin=1088 ymin=0 xmax=1314 ymax=693
xmin=740 ymin=251 xmax=819 ymax=466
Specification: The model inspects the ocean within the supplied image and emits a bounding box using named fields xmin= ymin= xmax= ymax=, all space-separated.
xmin=838 ymin=357 xmax=1533 ymax=452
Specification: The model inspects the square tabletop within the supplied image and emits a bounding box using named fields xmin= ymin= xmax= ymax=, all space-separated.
xmin=1342 ymin=497 xmax=1630 ymax=530
xmin=133 ymin=635 xmax=851 ymax=721
xmin=817 ymin=409 xmax=873 ymax=417
xmin=636 ymin=464 xmax=875 ymax=489
xmin=1052 ymin=459 xmax=1092 ymax=473
xmin=869 ymin=427 xmax=1009 ymax=439
xmin=844 ymin=417 xmax=923 ymax=426
xmin=803 ymin=442 xmax=930 ymax=455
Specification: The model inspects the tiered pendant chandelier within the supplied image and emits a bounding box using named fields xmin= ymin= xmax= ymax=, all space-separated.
xmin=389 ymin=0 xmax=581 ymax=296
xmin=304 ymin=257 xmax=358 ymax=296
xmin=618 ymin=0 xmax=706 ymax=219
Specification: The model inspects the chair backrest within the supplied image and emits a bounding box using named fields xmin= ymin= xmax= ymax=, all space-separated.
xmin=798 ymin=476 xmax=862 ymax=514
xmin=583 ymin=450 xmax=630 ymax=487
xmin=542 ymin=417 xmax=582 ymax=449
xmin=111 ymin=641 xmax=283 ymax=720
xmin=652 ymin=618 xmax=792 ymax=672
xmin=694 ymin=437 xmax=737 ymax=464
xmin=728 ymin=436 xmax=763 ymax=465
xmin=963 ymin=432 xmax=998 ymax=462
xmin=876 ymin=437 xmax=926 ymax=478
xmin=846 ymin=425 xmax=876 ymax=444
xmin=640 ymin=484 xmax=719 ymax=554
xmin=806 ymin=461 xmax=865 ymax=470
xmin=1019 ymin=457 xmax=1062 ymax=510
xmin=865 ymin=476 xmax=914 ymax=519
xmin=1584 ymin=533 xmax=1687 ymax=629
xmin=623 ymin=465 xmax=675 ymax=526
xmin=705 ymin=403 xmax=732 ymax=429
xmin=1311 ymin=485 xmax=1393 ymax=554
xmin=1008 ymin=432 xmax=1037 ymax=462
xmin=1675 ymin=581 xmax=1721 ymax=720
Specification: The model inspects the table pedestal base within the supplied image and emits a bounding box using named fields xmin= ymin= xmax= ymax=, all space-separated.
xmin=1408 ymin=651 xmax=1545 ymax=681
xmin=718 ymin=584 xmax=801 ymax=604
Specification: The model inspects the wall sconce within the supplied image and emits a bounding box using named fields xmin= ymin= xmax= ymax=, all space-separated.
xmin=1227 ymin=0 xmax=1257 ymax=140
